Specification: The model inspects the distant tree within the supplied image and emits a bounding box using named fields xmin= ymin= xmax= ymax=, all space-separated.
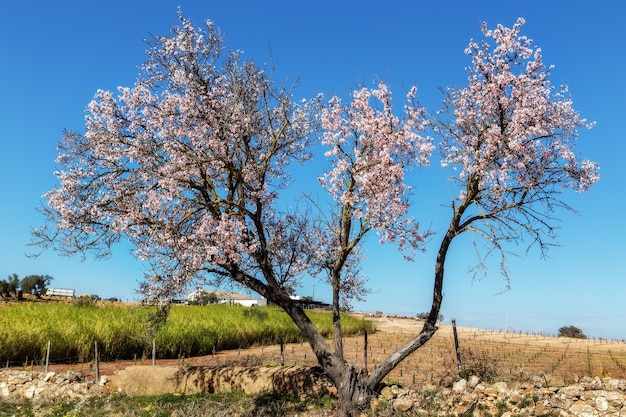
xmin=5 ymin=274 xmax=21 ymax=299
xmin=417 ymin=311 xmax=443 ymax=322
xmin=207 ymin=292 xmax=219 ymax=304
xmin=20 ymin=275 xmax=53 ymax=299
xmin=191 ymin=291 xmax=219 ymax=305
xmin=32 ymin=15 xmax=599 ymax=417
xmin=558 ymin=325 xmax=587 ymax=339
xmin=0 ymin=279 xmax=9 ymax=298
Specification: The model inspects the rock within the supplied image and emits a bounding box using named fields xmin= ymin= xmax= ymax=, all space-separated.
xmin=24 ymin=385 xmax=36 ymax=399
xmin=559 ymin=385 xmax=583 ymax=398
xmin=450 ymin=404 xmax=469 ymax=415
xmin=534 ymin=401 xmax=551 ymax=416
xmin=508 ymin=390 xmax=523 ymax=404
xmin=603 ymin=378 xmax=621 ymax=390
xmin=468 ymin=375 xmax=480 ymax=388
xmin=392 ymin=397 xmax=413 ymax=412
xmin=483 ymin=386 xmax=499 ymax=398
xmin=379 ymin=386 xmax=394 ymax=400
xmin=569 ymin=402 xmax=596 ymax=417
xmin=594 ymin=395 xmax=609 ymax=411
xmin=0 ymin=382 xmax=9 ymax=398
xmin=422 ymin=383 xmax=438 ymax=392
xmin=545 ymin=375 xmax=565 ymax=388
xmin=493 ymin=381 xmax=510 ymax=394
xmin=453 ymin=379 xmax=468 ymax=393
xmin=602 ymin=390 xmax=624 ymax=407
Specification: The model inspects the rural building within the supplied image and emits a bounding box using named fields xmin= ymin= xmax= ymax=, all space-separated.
xmin=290 ymin=295 xmax=331 ymax=310
xmin=45 ymin=288 xmax=75 ymax=298
xmin=188 ymin=289 xmax=267 ymax=307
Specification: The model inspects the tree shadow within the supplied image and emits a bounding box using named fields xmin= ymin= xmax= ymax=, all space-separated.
xmin=171 ymin=365 xmax=331 ymax=398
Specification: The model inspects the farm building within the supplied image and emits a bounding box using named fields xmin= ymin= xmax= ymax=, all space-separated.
xmin=45 ymin=288 xmax=75 ymax=298
xmin=188 ymin=289 xmax=267 ymax=307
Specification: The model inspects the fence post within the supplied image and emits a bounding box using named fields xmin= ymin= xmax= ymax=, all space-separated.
xmin=451 ymin=318 xmax=462 ymax=375
xmin=45 ymin=341 xmax=51 ymax=372
xmin=363 ymin=330 xmax=368 ymax=371
xmin=152 ymin=338 xmax=156 ymax=366
xmin=94 ymin=341 xmax=100 ymax=382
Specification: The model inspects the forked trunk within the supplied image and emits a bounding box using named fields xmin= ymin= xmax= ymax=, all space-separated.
xmin=335 ymin=366 xmax=373 ymax=417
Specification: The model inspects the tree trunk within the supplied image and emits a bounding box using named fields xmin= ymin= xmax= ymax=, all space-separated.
xmin=335 ymin=366 xmax=372 ymax=417
xmin=332 ymin=269 xmax=344 ymax=361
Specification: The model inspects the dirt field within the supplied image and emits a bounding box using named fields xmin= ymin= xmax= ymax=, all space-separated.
xmin=32 ymin=315 xmax=626 ymax=388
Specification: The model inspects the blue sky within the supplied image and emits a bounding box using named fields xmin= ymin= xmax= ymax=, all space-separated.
xmin=1 ymin=1 xmax=624 ymax=339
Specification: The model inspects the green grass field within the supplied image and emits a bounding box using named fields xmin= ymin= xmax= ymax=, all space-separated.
xmin=0 ymin=302 xmax=373 ymax=365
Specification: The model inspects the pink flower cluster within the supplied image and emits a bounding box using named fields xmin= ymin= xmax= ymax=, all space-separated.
xmin=437 ymin=17 xmax=598 ymax=208
xmin=320 ymin=83 xmax=433 ymax=255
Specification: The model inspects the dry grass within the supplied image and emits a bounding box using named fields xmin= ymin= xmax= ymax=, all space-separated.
xmin=166 ymin=316 xmax=626 ymax=388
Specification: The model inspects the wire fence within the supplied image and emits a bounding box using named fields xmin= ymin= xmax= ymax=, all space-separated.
xmin=5 ymin=326 xmax=626 ymax=388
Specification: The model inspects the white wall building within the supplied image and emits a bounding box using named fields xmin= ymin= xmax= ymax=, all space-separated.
xmin=45 ymin=288 xmax=75 ymax=298
xmin=188 ymin=289 xmax=267 ymax=307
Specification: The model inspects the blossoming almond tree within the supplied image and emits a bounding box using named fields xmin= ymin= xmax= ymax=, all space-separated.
xmin=32 ymin=14 xmax=599 ymax=417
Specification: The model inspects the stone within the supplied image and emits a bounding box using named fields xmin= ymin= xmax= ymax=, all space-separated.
xmin=603 ymin=378 xmax=621 ymax=390
xmin=451 ymin=404 xmax=469 ymax=415
xmin=43 ymin=372 xmax=56 ymax=382
xmin=545 ymin=375 xmax=565 ymax=388
xmin=483 ymin=386 xmax=499 ymax=398
xmin=24 ymin=385 xmax=36 ymax=399
xmin=594 ymin=395 xmax=609 ymax=411
xmin=453 ymin=379 xmax=468 ymax=393
xmin=508 ymin=390 xmax=523 ymax=404
xmin=569 ymin=402 xmax=596 ymax=417
xmin=603 ymin=390 xmax=624 ymax=407
xmin=422 ymin=383 xmax=438 ymax=392
xmin=0 ymin=382 xmax=9 ymax=398
xmin=560 ymin=385 xmax=583 ymax=398
xmin=461 ymin=392 xmax=475 ymax=403
xmin=379 ymin=386 xmax=394 ymax=399
xmin=392 ymin=397 xmax=413 ymax=412
xmin=533 ymin=401 xmax=551 ymax=416
xmin=468 ymin=375 xmax=480 ymax=388
xmin=493 ymin=381 xmax=510 ymax=394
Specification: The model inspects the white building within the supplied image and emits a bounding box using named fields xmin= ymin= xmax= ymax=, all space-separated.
xmin=45 ymin=288 xmax=75 ymax=298
xmin=188 ymin=289 xmax=267 ymax=307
